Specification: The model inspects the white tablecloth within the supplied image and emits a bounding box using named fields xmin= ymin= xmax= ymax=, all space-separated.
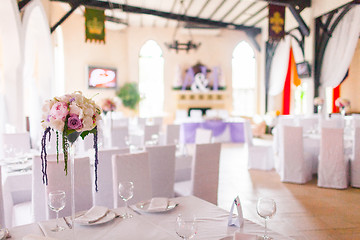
xmin=8 ymin=196 xmax=291 ymax=240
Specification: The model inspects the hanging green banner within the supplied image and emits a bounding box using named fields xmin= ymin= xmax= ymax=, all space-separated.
xmin=85 ymin=8 xmax=105 ymax=43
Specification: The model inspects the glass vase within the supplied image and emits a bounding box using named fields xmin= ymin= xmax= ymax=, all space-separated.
xmin=340 ymin=107 xmax=346 ymax=117
xmin=67 ymin=131 xmax=80 ymax=238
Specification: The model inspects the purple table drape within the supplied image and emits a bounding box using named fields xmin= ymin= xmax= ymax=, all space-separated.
xmin=180 ymin=121 xmax=245 ymax=143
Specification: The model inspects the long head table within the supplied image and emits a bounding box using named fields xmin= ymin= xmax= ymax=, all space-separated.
xmin=8 ymin=196 xmax=291 ymax=240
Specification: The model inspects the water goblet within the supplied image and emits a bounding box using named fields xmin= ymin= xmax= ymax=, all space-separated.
xmin=118 ymin=181 xmax=134 ymax=218
xmin=48 ymin=190 xmax=66 ymax=232
xmin=175 ymin=214 xmax=197 ymax=240
xmin=256 ymin=198 xmax=276 ymax=240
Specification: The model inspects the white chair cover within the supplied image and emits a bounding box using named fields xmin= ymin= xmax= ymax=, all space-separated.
xmin=351 ymin=128 xmax=360 ymax=188
xmin=318 ymin=127 xmax=349 ymax=189
xmin=144 ymin=125 xmax=160 ymax=142
xmin=152 ymin=117 xmax=163 ymax=127
xmin=166 ymin=124 xmax=180 ymax=145
xmin=111 ymin=126 xmax=129 ymax=149
xmin=137 ymin=117 xmax=147 ymax=128
xmin=244 ymin=120 xmax=274 ymax=171
xmin=45 ymin=156 xmax=93 ymax=218
xmin=0 ymin=166 xmax=5 ymax=227
xmin=353 ymin=118 xmax=360 ymax=128
xmin=174 ymin=143 xmax=221 ymax=205
xmin=321 ymin=118 xmax=344 ymax=128
xmin=94 ymin=148 xmax=129 ymax=208
xmin=3 ymin=133 xmax=31 ymax=157
xmin=299 ymin=116 xmax=319 ymax=133
xmin=195 ymin=128 xmax=212 ymax=144
xmin=146 ymin=145 xmax=176 ymax=198
xmin=279 ymin=126 xmax=312 ymax=184
xmin=205 ymin=109 xmax=217 ymax=118
xmin=112 ymin=117 xmax=129 ymax=128
xmin=112 ymin=152 xmax=152 ymax=207
xmin=189 ymin=110 xmax=203 ymax=121
xmin=175 ymin=110 xmax=188 ymax=123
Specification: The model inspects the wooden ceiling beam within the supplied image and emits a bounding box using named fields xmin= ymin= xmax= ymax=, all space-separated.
xmin=219 ymin=0 xmax=242 ymax=22
xmin=51 ymin=0 xmax=261 ymax=35
xmin=18 ymin=0 xmax=32 ymax=10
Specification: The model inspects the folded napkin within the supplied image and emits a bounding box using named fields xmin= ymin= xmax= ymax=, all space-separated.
xmin=23 ymin=234 xmax=58 ymax=240
xmin=74 ymin=206 xmax=109 ymax=224
xmin=233 ymin=232 xmax=257 ymax=240
xmin=147 ymin=197 xmax=169 ymax=211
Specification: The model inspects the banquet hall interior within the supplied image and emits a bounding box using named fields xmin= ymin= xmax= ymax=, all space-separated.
xmin=0 ymin=0 xmax=360 ymax=239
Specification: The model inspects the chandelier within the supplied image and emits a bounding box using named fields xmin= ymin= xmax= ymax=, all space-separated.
xmin=165 ymin=0 xmax=201 ymax=53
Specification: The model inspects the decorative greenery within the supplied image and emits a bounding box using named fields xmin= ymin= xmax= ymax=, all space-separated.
xmin=117 ymin=82 xmax=140 ymax=110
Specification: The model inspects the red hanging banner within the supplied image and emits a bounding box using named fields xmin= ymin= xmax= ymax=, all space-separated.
xmin=269 ymin=4 xmax=285 ymax=41
xmin=332 ymin=85 xmax=340 ymax=113
xmin=282 ymin=49 xmax=292 ymax=115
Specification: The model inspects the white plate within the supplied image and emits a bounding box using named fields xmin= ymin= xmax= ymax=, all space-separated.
xmin=75 ymin=211 xmax=116 ymax=226
xmin=135 ymin=200 xmax=178 ymax=213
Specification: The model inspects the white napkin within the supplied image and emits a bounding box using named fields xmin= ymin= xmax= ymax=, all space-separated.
xmin=147 ymin=197 xmax=169 ymax=211
xmin=74 ymin=206 xmax=109 ymax=224
xmin=228 ymin=196 xmax=244 ymax=227
xmin=23 ymin=234 xmax=58 ymax=240
xmin=233 ymin=232 xmax=257 ymax=240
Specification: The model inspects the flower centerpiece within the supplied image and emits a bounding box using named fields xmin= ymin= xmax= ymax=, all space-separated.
xmin=335 ymin=97 xmax=350 ymax=116
xmin=41 ymin=91 xmax=102 ymax=191
xmin=313 ymin=97 xmax=324 ymax=106
xmin=100 ymin=98 xmax=117 ymax=115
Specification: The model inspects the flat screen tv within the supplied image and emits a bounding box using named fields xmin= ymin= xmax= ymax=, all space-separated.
xmin=88 ymin=66 xmax=117 ymax=89
xmin=296 ymin=61 xmax=311 ymax=78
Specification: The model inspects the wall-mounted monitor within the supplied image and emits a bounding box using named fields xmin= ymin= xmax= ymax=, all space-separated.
xmin=296 ymin=61 xmax=311 ymax=78
xmin=88 ymin=66 xmax=117 ymax=89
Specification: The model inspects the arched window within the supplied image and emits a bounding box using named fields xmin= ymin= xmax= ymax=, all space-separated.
xmin=232 ymin=41 xmax=256 ymax=116
xmin=139 ymin=40 xmax=164 ymax=117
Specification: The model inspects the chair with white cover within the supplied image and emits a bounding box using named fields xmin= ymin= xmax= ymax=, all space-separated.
xmin=144 ymin=125 xmax=160 ymax=143
xmin=45 ymin=156 xmax=93 ymax=218
xmin=299 ymin=116 xmax=319 ymax=133
xmin=137 ymin=117 xmax=147 ymax=129
xmin=111 ymin=126 xmax=129 ymax=149
xmin=174 ymin=143 xmax=221 ymax=205
xmin=195 ymin=128 xmax=212 ymax=144
xmin=351 ymin=128 xmax=360 ymax=188
xmin=112 ymin=117 xmax=129 ymax=128
xmin=146 ymin=145 xmax=176 ymax=198
xmin=166 ymin=124 xmax=180 ymax=145
xmin=0 ymin=166 xmax=5 ymax=227
xmin=278 ymin=126 xmax=312 ymax=183
xmin=318 ymin=127 xmax=349 ymax=189
xmin=175 ymin=110 xmax=189 ymax=124
xmin=95 ymin=148 xmax=129 ymax=208
xmin=244 ymin=120 xmax=274 ymax=170
xmin=321 ymin=118 xmax=344 ymax=128
xmin=112 ymin=152 xmax=152 ymax=207
xmin=205 ymin=109 xmax=217 ymax=118
xmin=189 ymin=110 xmax=203 ymax=121
xmin=152 ymin=117 xmax=163 ymax=127
xmin=3 ymin=133 xmax=31 ymax=157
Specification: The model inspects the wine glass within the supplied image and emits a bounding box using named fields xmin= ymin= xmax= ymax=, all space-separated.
xmin=256 ymin=198 xmax=276 ymax=240
xmin=48 ymin=190 xmax=66 ymax=232
xmin=175 ymin=214 xmax=197 ymax=240
xmin=118 ymin=181 xmax=134 ymax=218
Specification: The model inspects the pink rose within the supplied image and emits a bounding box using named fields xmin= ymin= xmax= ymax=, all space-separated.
xmin=49 ymin=102 xmax=69 ymax=121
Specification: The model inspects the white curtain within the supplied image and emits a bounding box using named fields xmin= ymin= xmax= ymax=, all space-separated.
xmin=321 ymin=6 xmax=360 ymax=87
xmin=268 ymin=33 xmax=304 ymax=96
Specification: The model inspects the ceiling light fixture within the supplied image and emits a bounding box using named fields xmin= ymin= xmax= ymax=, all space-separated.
xmin=165 ymin=0 xmax=201 ymax=53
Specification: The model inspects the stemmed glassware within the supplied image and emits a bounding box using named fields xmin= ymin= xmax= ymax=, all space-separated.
xmin=48 ymin=190 xmax=66 ymax=232
xmin=175 ymin=214 xmax=197 ymax=240
xmin=256 ymin=198 xmax=277 ymax=240
xmin=118 ymin=181 xmax=134 ymax=218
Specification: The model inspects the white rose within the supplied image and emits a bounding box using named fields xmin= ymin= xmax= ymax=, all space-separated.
xmin=82 ymin=116 xmax=94 ymax=131
xmin=83 ymin=105 xmax=94 ymax=117
xmin=69 ymin=103 xmax=84 ymax=119
xmin=49 ymin=118 xmax=65 ymax=132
